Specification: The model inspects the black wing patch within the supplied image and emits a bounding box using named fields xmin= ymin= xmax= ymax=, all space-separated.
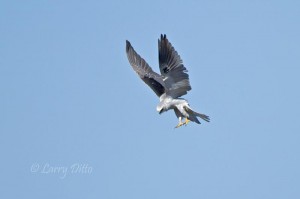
xmin=141 ymin=76 xmax=165 ymax=97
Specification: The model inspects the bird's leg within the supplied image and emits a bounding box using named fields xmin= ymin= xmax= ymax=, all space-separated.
xmin=183 ymin=118 xmax=190 ymax=126
xmin=175 ymin=117 xmax=184 ymax=128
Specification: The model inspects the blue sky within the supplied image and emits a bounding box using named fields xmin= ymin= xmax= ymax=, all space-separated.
xmin=1 ymin=0 xmax=300 ymax=198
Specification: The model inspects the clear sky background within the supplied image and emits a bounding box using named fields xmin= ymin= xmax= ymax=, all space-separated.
xmin=1 ymin=0 xmax=300 ymax=198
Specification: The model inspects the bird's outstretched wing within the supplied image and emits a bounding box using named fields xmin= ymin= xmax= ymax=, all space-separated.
xmin=126 ymin=40 xmax=166 ymax=97
xmin=158 ymin=34 xmax=191 ymax=98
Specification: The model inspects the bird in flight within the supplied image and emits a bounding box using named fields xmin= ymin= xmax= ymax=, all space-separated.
xmin=126 ymin=34 xmax=210 ymax=128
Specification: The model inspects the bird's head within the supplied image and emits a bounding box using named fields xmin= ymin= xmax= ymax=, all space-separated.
xmin=156 ymin=105 xmax=165 ymax=114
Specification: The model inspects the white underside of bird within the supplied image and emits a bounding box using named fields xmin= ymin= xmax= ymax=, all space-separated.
xmin=157 ymin=94 xmax=210 ymax=128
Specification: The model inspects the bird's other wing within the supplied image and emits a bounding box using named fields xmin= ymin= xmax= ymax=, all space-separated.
xmin=158 ymin=34 xmax=191 ymax=98
xmin=126 ymin=40 xmax=166 ymax=97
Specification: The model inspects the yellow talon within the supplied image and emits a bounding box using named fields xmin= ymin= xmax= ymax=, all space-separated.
xmin=183 ymin=118 xmax=190 ymax=126
xmin=175 ymin=122 xmax=184 ymax=128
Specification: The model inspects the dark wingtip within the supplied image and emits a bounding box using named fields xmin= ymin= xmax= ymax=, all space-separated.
xmin=159 ymin=34 xmax=168 ymax=48
xmin=126 ymin=40 xmax=131 ymax=52
xmin=160 ymin=34 xmax=167 ymax=40
xmin=126 ymin=40 xmax=130 ymax=46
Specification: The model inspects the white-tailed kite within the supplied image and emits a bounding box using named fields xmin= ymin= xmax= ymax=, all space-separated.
xmin=126 ymin=34 xmax=210 ymax=128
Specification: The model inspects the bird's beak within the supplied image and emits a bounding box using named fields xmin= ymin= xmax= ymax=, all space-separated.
xmin=159 ymin=109 xmax=163 ymax=114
